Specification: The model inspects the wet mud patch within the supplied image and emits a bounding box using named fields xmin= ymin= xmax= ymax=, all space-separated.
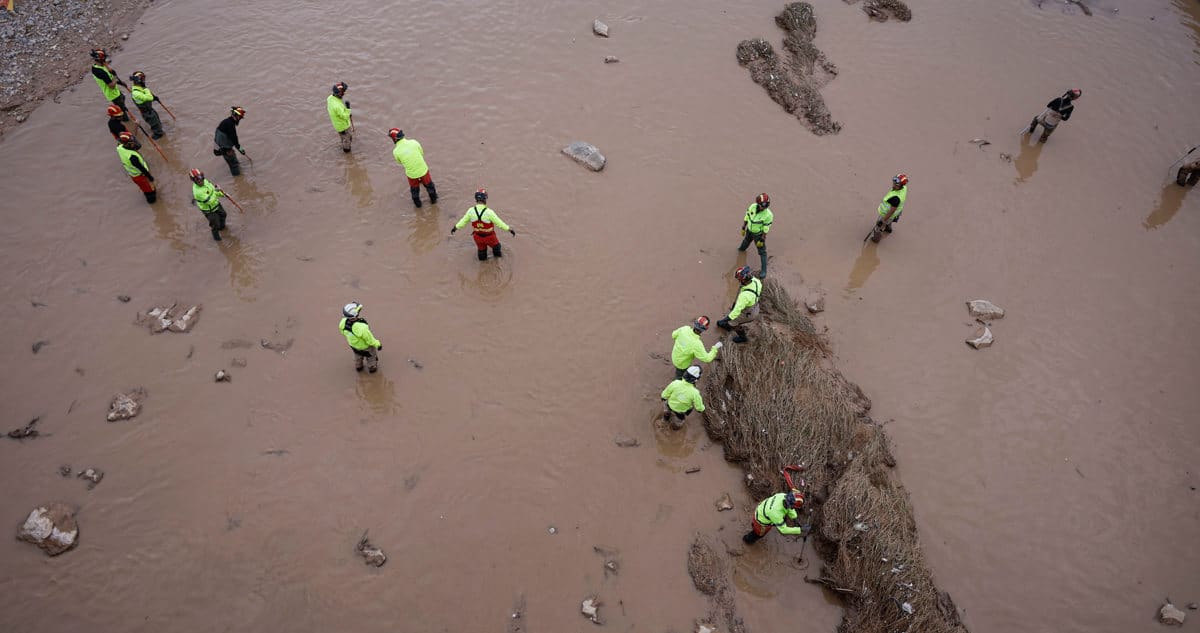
xmin=736 ymin=3 xmax=841 ymax=135
xmin=687 ymin=536 xmax=746 ymax=633
xmin=701 ymin=280 xmax=967 ymax=633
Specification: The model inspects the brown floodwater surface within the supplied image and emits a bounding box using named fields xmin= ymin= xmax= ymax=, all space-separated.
xmin=2 ymin=1 xmax=1198 ymax=632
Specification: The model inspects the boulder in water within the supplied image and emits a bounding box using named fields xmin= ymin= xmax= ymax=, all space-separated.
xmin=966 ymin=299 xmax=1005 ymax=320
xmin=1159 ymin=602 xmax=1186 ymax=626
xmin=107 ymin=388 xmax=145 ymax=421
xmin=17 ymin=503 xmax=79 ymax=556
xmin=562 ymin=142 xmax=606 ymax=171
xmin=593 ymin=19 xmax=609 ymax=37
xmin=966 ymin=326 xmax=993 ymax=350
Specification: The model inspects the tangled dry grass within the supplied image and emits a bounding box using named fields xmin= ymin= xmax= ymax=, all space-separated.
xmin=702 ymin=279 xmax=967 ymax=633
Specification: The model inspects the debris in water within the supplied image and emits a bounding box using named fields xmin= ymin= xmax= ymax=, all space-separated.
xmin=408 ymin=358 xmax=423 ymax=370
xmin=17 ymin=503 xmax=79 ymax=556
xmin=31 ymin=340 xmax=48 ymax=354
xmin=214 ymin=369 xmax=231 ymax=382
xmin=593 ymin=545 xmax=620 ymax=576
xmin=853 ymin=521 xmax=870 ymax=532
xmin=77 ymin=468 xmax=103 ymax=489
xmin=106 ymin=388 xmax=146 ymax=422
xmin=804 ymin=294 xmax=825 ymax=314
xmin=715 ymin=493 xmax=734 ymax=511
xmin=1000 ymin=152 xmax=1013 ymax=162
xmin=31 ymin=300 xmax=47 ymax=308
xmin=356 ymin=530 xmax=387 ymax=567
xmin=580 ymin=596 xmax=603 ymax=624
xmin=58 ymin=465 xmax=73 ymax=477
xmin=260 ymin=338 xmax=294 ymax=353
xmin=262 ymin=449 xmax=289 ymax=456
xmin=1189 ymin=603 xmax=1199 ymax=610
xmin=1160 ymin=601 xmax=1186 ymax=626
xmin=592 ymin=19 xmax=609 ymax=37
xmin=685 ymin=466 xmax=701 ymax=474
xmin=613 ymin=434 xmax=640 ymax=447
xmin=969 ymin=138 xmax=991 ymax=145
xmin=547 ymin=525 xmax=558 ymax=535
xmin=966 ymin=325 xmax=994 ymax=350
xmin=604 ymin=55 xmax=619 ymax=63
xmin=139 ymin=303 xmax=202 ymax=333
xmin=231 ymin=358 xmax=247 ymax=367
xmin=8 ymin=417 xmax=41 ymax=440
xmin=116 ymin=295 xmax=131 ymax=303
xmin=696 ymin=625 xmax=716 ymax=633
xmin=966 ymin=299 xmax=1005 ymax=320
xmin=901 ymin=601 xmax=914 ymax=615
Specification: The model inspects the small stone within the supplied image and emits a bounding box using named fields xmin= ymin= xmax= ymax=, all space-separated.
xmin=696 ymin=624 xmax=716 ymax=633
xmin=685 ymin=466 xmax=701 ymax=474
xmin=1159 ymin=602 xmax=1186 ymax=626
xmin=31 ymin=340 xmax=49 ymax=354
xmin=15 ymin=114 xmax=27 ymax=123
xmin=966 ymin=325 xmax=994 ymax=350
xmin=966 ymin=299 xmax=1005 ymax=320
xmin=604 ymin=55 xmax=620 ymax=63
xmin=116 ymin=295 xmax=131 ymax=302
xmin=17 ymin=503 xmax=79 ymax=556
xmin=715 ymin=493 xmax=734 ymax=511
xmin=581 ymin=596 xmax=603 ymax=624
xmin=107 ymin=388 xmax=145 ymax=421
xmin=58 ymin=465 xmax=73 ymax=477
xmin=562 ymin=141 xmax=606 ymax=171
xmin=613 ymin=434 xmax=640 ymax=447
xmin=593 ymin=19 xmax=609 ymax=37
xmin=356 ymin=531 xmax=386 ymax=567
xmin=804 ymin=294 xmax=825 ymax=314
xmin=231 ymin=358 xmax=247 ymax=368
xmin=548 ymin=525 xmax=558 ymax=534
xmin=120 ymin=33 xmax=129 ymax=40
xmin=1187 ymin=603 xmax=1198 ymax=610
xmin=214 ymin=370 xmax=230 ymax=382
xmin=77 ymin=468 xmax=104 ymax=489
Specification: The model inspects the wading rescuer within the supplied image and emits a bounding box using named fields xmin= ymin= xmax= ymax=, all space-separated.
xmin=451 ymin=188 xmax=515 ymax=260
xmin=738 ymin=193 xmax=773 ymax=278
xmin=339 ymin=302 xmax=382 ymax=373
xmin=873 ymin=173 xmax=908 ymax=241
xmin=190 ymin=169 xmax=228 ymax=242
xmin=1027 ymin=88 xmax=1081 ymax=143
xmin=671 ymin=316 xmax=722 ymax=379
xmin=743 ymin=489 xmax=808 ymax=545
xmin=661 ymin=365 xmax=705 ymax=430
xmin=106 ymin=105 xmax=129 ymax=141
xmin=717 ymin=266 xmax=762 ymax=344
xmin=115 ymin=131 xmax=156 ymax=204
xmin=90 ymin=49 xmax=128 ymax=120
xmin=129 ymin=71 xmax=164 ymax=139
xmin=214 ymin=107 xmax=247 ymax=176
xmin=389 ymin=128 xmax=438 ymax=207
xmin=327 ymin=82 xmax=353 ymax=152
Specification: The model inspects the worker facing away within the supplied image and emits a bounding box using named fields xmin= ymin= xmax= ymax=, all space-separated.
xmin=389 ymin=128 xmax=438 ymax=207
xmin=873 ymin=173 xmax=909 ymax=241
xmin=327 ymin=82 xmax=353 ymax=152
xmin=451 ymin=189 xmax=515 ymax=260
xmin=115 ymin=131 xmax=156 ymax=204
xmin=738 ymin=193 xmax=773 ymax=278
xmin=671 ymin=316 xmax=722 ymax=379
xmin=1027 ymin=88 xmax=1081 ymax=143
xmin=214 ymin=106 xmax=247 ymax=176
xmin=189 ymin=169 xmax=228 ymax=242
xmin=661 ymin=365 xmax=706 ymax=430
xmin=717 ymin=266 xmax=762 ymax=343
xmin=128 ymin=71 xmax=165 ymax=139
xmin=339 ymin=302 xmax=382 ymax=373
xmin=743 ymin=489 xmax=808 ymax=544
xmin=106 ymin=105 xmax=130 ymax=141
xmin=90 ymin=49 xmax=128 ymax=120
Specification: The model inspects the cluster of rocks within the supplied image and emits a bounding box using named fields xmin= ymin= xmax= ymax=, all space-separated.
xmin=965 ymin=299 xmax=1005 ymax=349
xmin=139 ymin=303 xmax=201 ymax=334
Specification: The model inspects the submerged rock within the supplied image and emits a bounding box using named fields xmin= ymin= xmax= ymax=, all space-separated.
xmin=562 ymin=142 xmax=606 ymax=171
xmin=106 ymin=388 xmax=146 ymax=422
xmin=593 ymin=19 xmax=609 ymax=37
xmin=966 ymin=326 xmax=994 ymax=350
xmin=356 ymin=530 xmax=387 ymax=567
xmin=1159 ymin=602 xmax=1186 ymax=626
xmin=214 ymin=370 xmax=231 ymax=382
xmin=77 ymin=468 xmax=104 ymax=490
xmin=604 ymin=55 xmax=619 ymax=63
xmin=715 ymin=493 xmax=734 ymax=511
xmin=966 ymin=299 xmax=1005 ymax=320
xmin=581 ymin=596 xmax=603 ymax=624
xmin=17 ymin=503 xmax=79 ymax=556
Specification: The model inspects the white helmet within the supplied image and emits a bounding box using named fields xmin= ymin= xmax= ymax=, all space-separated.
xmin=685 ymin=365 xmax=702 ymax=382
xmin=343 ymin=302 xmax=363 ymax=317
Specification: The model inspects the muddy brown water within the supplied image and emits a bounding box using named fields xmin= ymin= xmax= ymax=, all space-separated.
xmin=2 ymin=0 xmax=1198 ymax=631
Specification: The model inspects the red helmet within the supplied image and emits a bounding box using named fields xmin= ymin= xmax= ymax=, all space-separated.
xmin=106 ymin=104 xmax=123 ymax=117
xmin=90 ymin=48 xmax=107 ymax=62
xmin=1069 ymin=88 xmax=1082 ymax=99
xmin=230 ymin=106 xmax=246 ymax=119
xmin=784 ymin=489 xmax=804 ymax=509
xmin=755 ymin=192 xmax=770 ymax=208
xmin=474 ymin=188 xmax=488 ymax=203
xmin=117 ymin=131 xmax=134 ymax=144
xmin=692 ymin=315 xmax=710 ymax=332
xmin=893 ymin=173 xmax=909 ymax=187
xmin=734 ymin=266 xmax=754 ymax=284
xmin=388 ymin=128 xmax=403 ymax=141
xmin=189 ymin=168 xmax=205 ymax=183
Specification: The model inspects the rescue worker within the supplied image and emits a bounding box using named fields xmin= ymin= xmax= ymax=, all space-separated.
xmin=660 ymin=365 xmax=705 ymax=430
xmin=214 ymin=107 xmax=247 ymax=176
xmin=128 ymin=71 xmax=164 ymax=139
xmin=742 ymin=489 xmax=808 ymax=544
xmin=451 ymin=188 xmax=515 ymax=260
xmin=738 ymin=193 xmax=773 ymax=278
xmin=1176 ymin=158 xmax=1200 ymax=187
xmin=389 ymin=128 xmax=438 ymax=207
xmin=873 ymin=173 xmax=908 ymax=241
xmin=106 ymin=104 xmax=130 ymax=141
xmin=671 ymin=316 xmax=722 ymax=379
xmin=115 ymin=131 xmax=156 ymax=204
xmin=189 ymin=169 xmax=227 ymax=242
xmin=1027 ymin=89 xmax=1081 ymax=143
xmin=327 ymin=82 xmax=353 ymax=152
xmin=90 ymin=49 xmax=128 ymax=120
xmin=339 ymin=302 xmax=382 ymax=373
xmin=717 ymin=266 xmax=761 ymax=344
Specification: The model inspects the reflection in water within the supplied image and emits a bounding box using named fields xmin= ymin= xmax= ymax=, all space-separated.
xmin=356 ymin=372 xmax=399 ymax=415
xmin=151 ymin=202 xmax=190 ymax=253
xmin=1013 ymin=134 xmax=1043 ymax=184
xmin=344 ymin=154 xmax=375 ymax=210
xmin=845 ymin=242 xmax=880 ymax=294
xmin=457 ymin=257 xmax=514 ymax=301
xmin=1143 ymin=184 xmax=1191 ymax=230
xmin=652 ymin=414 xmax=699 ymax=458
xmin=731 ymin=548 xmax=779 ymax=599
xmin=231 ymin=177 xmax=279 ymax=214
xmin=218 ymin=234 xmax=263 ymax=300
xmin=407 ymin=208 xmax=442 ymax=255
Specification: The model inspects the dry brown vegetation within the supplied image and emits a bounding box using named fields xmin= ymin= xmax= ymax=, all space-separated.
xmin=701 ymin=279 xmax=967 ymax=633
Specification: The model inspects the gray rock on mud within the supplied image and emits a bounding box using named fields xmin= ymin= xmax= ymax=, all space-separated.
xmin=593 ymin=19 xmax=609 ymax=37
xmin=356 ymin=530 xmax=387 ymax=567
xmin=17 ymin=503 xmax=79 ymax=556
xmin=604 ymin=55 xmax=620 ymax=63
xmin=966 ymin=326 xmax=994 ymax=349
xmin=77 ymin=468 xmax=104 ymax=490
xmin=805 ymin=294 xmax=825 ymax=314
xmin=563 ymin=142 xmax=606 ymax=171
xmin=966 ymin=299 xmax=1005 ymax=320
xmin=214 ymin=370 xmax=231 ymax=382
xmin=581 ymin=596 xmax=603 ymax=624
xmin=715 ymin=493 xmax=734 ymax=511
xmin=140 ymin=303 xmax=201 ymax=333
xmin=613 ymin=434 xmax=640 ymax=447
xmin=107 ymin=388 xmax=146 ymax=421
xmin=1160 ymin=602 xmax=1186 ymax=626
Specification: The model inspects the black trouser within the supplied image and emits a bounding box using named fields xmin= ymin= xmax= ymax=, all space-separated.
xmin=139 ymin=105 xmax=163 ymax=137
xmin=477 ymin=242 xmax=502 ymax=260
xmin=738 ymin=231 xmax=768 ymax=276
xmin=203 ymin=206 xmax=227 ymax=240
xmin=410 ymin=180 xmax=438 ymax=206
xmin=1178 ymin=165 xmax=1200 ymax=187
xmin=111 ymin=94 xmax=129 ymax=121
xmin=218 ymin=148 xmax=240 ymax=175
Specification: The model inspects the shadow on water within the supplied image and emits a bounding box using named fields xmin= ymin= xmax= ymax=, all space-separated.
xmin=152 ymin=202 xmax=191 ymax=253
xmin=355 ymin=371 xmax=399 ymax=415
xmin=652 ymin=415 xmax=699 ymax=458
xmin=1143 ymin=183 xmax=1192 ymax=230
xmin=217 ymin=233 xmax=263 ymax=300
xmin=343 ymin=153 xmax=375 ymax=210
xmin=1013 ymin=133 xmax=1043 ymax=185
xmin=407 ymin=207 xmax=442 ymax=255
xmin=844 ymin=241 xmax=880 ymax=295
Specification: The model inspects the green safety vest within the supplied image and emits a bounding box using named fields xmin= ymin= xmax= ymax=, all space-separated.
xmin=326 ymin=94 xmax=352 ymax=132
xmin=878 ymin=186 xmax=907 ymax=217
xmin=92 ymin=64 xmax=120 ymax=100
xmin=130 ymin=84 xmax=155 ymax=107
xmin=192 ymin=179 xmax=223 ymax=212
xmin=744 ymin=203 xmax=774 ymax=234
xmin=116 ymin=145 xmax=146 ymax=176
xmin=392 ymin=138 xmax=428 ymax=179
